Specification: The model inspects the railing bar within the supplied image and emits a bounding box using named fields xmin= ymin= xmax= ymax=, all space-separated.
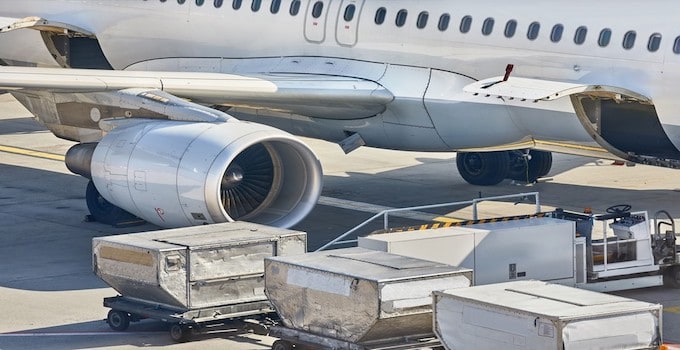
xmin=316 ymin=192 xmax=540 ymax=251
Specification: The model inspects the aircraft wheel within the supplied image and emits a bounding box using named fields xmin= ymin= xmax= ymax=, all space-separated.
xmin=85 ymin=181 xmax=138 ymax=226
xmin=456 ymin=151 xmax=509 ymax=186
xmin=507 ymin=150 xmax=552 ymax=182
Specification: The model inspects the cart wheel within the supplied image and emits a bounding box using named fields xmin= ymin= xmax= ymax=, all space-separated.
xmin=169 ymin=324 xmax=192 ymax=343
xmin=107 ymin=310 xmax=130 ymax=331
xmin=664 ymin=265 xmax=680 ymax=288
xmin=271 ymin=339 xmax=294 ymax=350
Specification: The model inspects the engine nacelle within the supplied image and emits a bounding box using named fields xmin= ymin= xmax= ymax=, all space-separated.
xmin=85 ymin=120 xmax=322 ymax=228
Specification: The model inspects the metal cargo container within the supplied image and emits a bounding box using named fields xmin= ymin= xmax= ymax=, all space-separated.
xmin=359 ymin=217 xmax=577 ymax=286
xmin=93 ymin=222 xmax=306 ymax=310
xmin=433 ymin=280 xmax=662 ymax=350
xmin=265 ymin=247 xmax=473 ymax=345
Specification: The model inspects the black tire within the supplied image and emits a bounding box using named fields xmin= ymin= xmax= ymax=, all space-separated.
xmin=271 ymin=340 xmax=294 ymax=350
xmin=663 ymin=265 xmax=680 ymax=288
xmin=169 ymin=324 xmax=192 ymax=343
xmin=507 ymin=150 xmax=552 ymax=182
xmin=85 ymin=181 xmax=138 ymax=226
xmin=456 ymin=151 xmax=510 ymax=186
xmin=107 ymin=310 xmax=130 ymax=332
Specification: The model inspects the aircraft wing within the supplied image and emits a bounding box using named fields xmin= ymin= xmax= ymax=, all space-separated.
xmin=464 ymin=76 xmax=651 ymax=103
xmin=0 ymin=66 xmax=393 ymax=119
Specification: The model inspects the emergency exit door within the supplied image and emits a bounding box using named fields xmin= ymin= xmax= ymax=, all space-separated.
xmin=335 ymin=0 xmax=364 ymax=46
xmin=304 ymin=0 xmax=332 ymax=43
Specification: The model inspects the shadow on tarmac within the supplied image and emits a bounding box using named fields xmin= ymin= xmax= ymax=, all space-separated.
xmin=3 ymin=153 xmax=678 ymax=293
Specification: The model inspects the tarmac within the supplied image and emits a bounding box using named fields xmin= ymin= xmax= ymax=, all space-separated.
xmin=1 ymin=92 xmax=679 ymax=349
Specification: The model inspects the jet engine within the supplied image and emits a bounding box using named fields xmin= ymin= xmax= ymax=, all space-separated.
xmin=67 ymin=120 xmax=323 ymax=228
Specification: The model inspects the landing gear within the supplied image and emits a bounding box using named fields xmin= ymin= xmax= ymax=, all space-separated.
xmin=85 ymin=181 xmax=140 ymax=226
xmin=456 ymin=150 xmax=553 ymax=186
xmin=507 ymin=150 xmax=553 ymax=183
xmin=456 ymin=151 xmax=510 ymax=186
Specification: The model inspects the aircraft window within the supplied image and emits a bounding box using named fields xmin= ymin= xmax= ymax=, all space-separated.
xmin=504 ymin=20 xmax=517 ymax=38
xmin=527 ymin=22 xmax=540 ymax=40
xmin=251 ymin=0 xmax=261 ymax=11
xmin=270 ymin=0 xmax=280 ymax=13
xmin=214 ymin=0 xmax=223 ymax=8
xmin=438 ymin=14 xmax=450 ymax=31
xmin=395 ymin=9 xmax=407 ymax=28
xmin=417 ymin=12 xmax=429 ymax=29
xmin=460 ymin=15 xmax=472 ymax=33
xmin=482 ymin=18 xmax=494 ymax=36
xmin=161 ymin=0 xmax=167 ymax=2
xmin=178 ymin=0 xmax=186 ymax=4
xmin=289 ymin=0 xmax=300 ymax=15
xmin=232 ymin=0 xmax=241 ymax=10
xmin=550 ymin=24 xmax=563 ymax=43
xmin=311 ymin=1 xmax=323 ymax=18
xmin=196 ymin=0 xmax=204 ymax=6
xmin=648 ymin=33 xmax=662 ymax=52
xmin=622 ymin=30 xmax=636 ymax=50
xmin=344 ymin=4 xmax=356 ymax=22
xmin=598 ymin=28 xmax=611 ymax=47
xmin=574 ymin=26 xmax=587 ymax=45
xmin=674 ymin=37 xmax=680 ymax=54
xmin=375 ymin=7 xmax=387 ymax=25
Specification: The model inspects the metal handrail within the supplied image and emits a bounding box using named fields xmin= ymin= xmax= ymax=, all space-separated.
xmin=315 ymin=192 xmax=541 ymax=251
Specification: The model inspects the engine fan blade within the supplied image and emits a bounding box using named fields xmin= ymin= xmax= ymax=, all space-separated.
xmin=220 ymin=144 xmax=274 ymax=220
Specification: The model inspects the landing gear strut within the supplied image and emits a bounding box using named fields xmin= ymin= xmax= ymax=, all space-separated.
xmin=85 ymin=181 xmax=141 ymax=226
xmin=507 ymin=150 xmax=552 ymax=183
xmin=456 ymin=150 xmax=553 ymax=186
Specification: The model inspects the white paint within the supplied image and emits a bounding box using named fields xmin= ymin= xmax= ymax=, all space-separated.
xmin=286 ymin=267 xmax=352 ymax=297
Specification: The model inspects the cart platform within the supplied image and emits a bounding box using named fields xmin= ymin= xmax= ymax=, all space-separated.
xmin=104 ymin=296 xmax=276 ymax=342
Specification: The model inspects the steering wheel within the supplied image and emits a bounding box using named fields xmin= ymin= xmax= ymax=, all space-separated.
xmin=606 ymin=204 xmax=632 ymax=214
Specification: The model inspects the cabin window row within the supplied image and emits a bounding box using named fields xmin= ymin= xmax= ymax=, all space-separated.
xmin=159 ymin=0 xmax=680 ymax=54
xmin=375 ymin=8 xmax=677 ymax=53
xmin=161 ymin=0 xmax=302 ymax=15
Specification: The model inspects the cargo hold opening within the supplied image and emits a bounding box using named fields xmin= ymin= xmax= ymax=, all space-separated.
xmin=1 ymin=17 xmax=113 ymax=69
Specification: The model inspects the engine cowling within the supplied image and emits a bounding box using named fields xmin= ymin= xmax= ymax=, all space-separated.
xmin=84 ymin=120 xmax=322 ymax=228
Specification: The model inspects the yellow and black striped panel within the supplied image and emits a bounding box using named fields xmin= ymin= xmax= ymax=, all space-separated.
xmin=374 ymin=212 xmax=550 ymax=234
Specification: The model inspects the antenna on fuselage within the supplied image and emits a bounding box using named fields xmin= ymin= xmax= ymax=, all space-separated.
xmin=481 ymin=64 xmax=515 ymax=89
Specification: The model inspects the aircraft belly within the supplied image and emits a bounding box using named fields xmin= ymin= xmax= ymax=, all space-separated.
xmin=425 ymin=69 xmax=523 ymax=149
xmin=377 ymin=65 xmax=433 ymax=128
xmin=505 ymin=105 xmax=594 ymax=143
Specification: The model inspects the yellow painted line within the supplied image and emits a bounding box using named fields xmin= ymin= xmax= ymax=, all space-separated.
xmin=665 ymin=306 xmax=680 ymax=314
xmin=0 ymin=145 xmax=65 ymax=161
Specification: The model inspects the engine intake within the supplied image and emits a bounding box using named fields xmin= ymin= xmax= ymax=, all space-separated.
xmin=75 ymin=120 xmax=322 ymax=228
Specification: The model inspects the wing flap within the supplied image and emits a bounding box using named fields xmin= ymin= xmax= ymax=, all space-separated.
xmin=0 ymin=66 xmax=393 ymax=119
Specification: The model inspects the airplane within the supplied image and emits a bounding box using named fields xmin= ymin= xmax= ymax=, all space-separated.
xmin=0 ymin=0 xmax=679 ymax=230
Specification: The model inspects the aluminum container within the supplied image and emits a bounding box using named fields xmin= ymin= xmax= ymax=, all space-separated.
xmin=93 ymin=222 xmax=306 ymax=310
xmin=433 ymin=280 xmax=662 ymax=350
xmin=265 ymin=247 xmax=472 ymax=344
xmin=359 ymin=217 xmax=576 ymax=286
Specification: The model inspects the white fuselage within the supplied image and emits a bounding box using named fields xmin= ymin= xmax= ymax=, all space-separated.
xmin=2 ymin=0 xmax=680 ymax=156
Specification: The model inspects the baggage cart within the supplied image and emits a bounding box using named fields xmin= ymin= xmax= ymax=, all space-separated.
xmin=264 ymin=247 xmax=472 ymax=350
xmin=94 ymin=222 xmax=306 ymax=341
